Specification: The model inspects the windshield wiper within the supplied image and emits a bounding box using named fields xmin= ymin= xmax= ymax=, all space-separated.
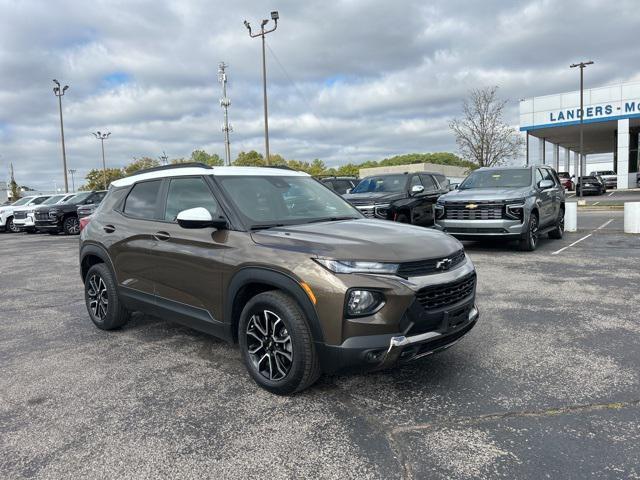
xmin=250 ymin=223 xmax=286 ymax=231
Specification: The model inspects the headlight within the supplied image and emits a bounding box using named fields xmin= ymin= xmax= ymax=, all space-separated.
xmin=374 ymin=204 xmax=390 ymax=218
xmin=345 ymin=289 xmax=385 ymax=317
xmin=435 ymin=204 xmax=445 ymax=219
xmin=314 ymin=258 xmax=399 ymax=274
xmin=505 ymin=203 xmax=525 ymax=221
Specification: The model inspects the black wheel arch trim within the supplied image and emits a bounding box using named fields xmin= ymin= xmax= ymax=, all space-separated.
xmin=226 ymin=267 xmax=325 ymax=344
xmin=79 ymin=243 xmax=117 ymax=283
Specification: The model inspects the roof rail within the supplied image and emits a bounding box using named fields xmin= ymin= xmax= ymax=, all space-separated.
xmin=126 ymin=162 xmax=212 ymax=177
xmin=263 ymin=165 xmax=294 ymax=171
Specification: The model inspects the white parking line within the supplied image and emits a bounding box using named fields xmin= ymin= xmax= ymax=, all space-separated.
xmin=593 ymin=201 xmax=600 ymax=205
xmin=567 ymin=193 xmax=576 ymax=197
xmin=596 ymin=219 xmax=614 ymax=230
xmin=608 ymin=191 xmax=615 ymax=196
xmin=552 ymin=234 xmax=593 ymax=255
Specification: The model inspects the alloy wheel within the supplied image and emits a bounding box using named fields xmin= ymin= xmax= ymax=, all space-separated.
xmin=558 ymin=210 xmax=564 ymax=234
xmin=8 ymin=219 xmax=19 ymax=233
xmin=87 ymin=274 xmax=108 ymax=320
xmin=530 ymin=216 xmax=538 ymax=247
xmin=67 ymin=218 xmax=80 ymax=234
xmin=245 ymin=310 xmax=293 ymax=381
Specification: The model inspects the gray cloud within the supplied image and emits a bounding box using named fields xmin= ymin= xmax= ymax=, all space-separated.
xmin=0 ymin=0 xmax=638 ymax=190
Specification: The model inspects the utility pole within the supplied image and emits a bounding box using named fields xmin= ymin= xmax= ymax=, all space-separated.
xmin=570 ymin=60 xmax=593 ymax=198
xmin=218 ymin=62 xmax=233 ymax=166
xmin=52 ymin=79 xmax=70 ymax=192
xmin=244 ymin=11 xmax=279 ymax=165
xmin=68 ymin=169 xmax=77 ymax=192
xmin=92 ymin=131 xmax=111 ymax=189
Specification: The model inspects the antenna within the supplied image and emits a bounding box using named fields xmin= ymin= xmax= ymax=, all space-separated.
xmin=218 ymin=62 xmax=233 ymax=166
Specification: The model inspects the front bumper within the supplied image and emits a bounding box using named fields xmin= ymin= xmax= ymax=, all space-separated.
xmin=35 ymin=219 xmax=61 ymax=231
xmin=435 ymin=218 xmax=525 ymax=237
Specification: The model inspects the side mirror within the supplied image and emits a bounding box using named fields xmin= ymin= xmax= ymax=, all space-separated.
xmin=177 ymin=207 xmax=227 ymax=229
xmin=410 ymin=185 xmax=425 ymax=195
xmin=538 ymin=179 xmax=554 ymax=190
xmin=449 ymin=184 xmax=458 ymax=191
xmin=346 ymin=188 xmax=352 ymax=194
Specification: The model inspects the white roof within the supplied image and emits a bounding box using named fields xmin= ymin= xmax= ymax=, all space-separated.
xmin=111 ymin=166 xmax=309 ymax=188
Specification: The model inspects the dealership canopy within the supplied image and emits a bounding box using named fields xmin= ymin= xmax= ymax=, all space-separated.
xmin=520 ymin=81 xmax=640 ymax=188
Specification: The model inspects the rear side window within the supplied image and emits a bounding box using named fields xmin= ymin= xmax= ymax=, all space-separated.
xmin=420 ymin=174 xmax=438 ymax=192
xmin=330 ymin=180 xmax=354 ymax=194
xmin=432 ymin=174 xmax=449 ymax=189
xmin=164 ymin=177 xmax=220 ymax=221
xmin=124 ymin=180 xmax=163 ymax=220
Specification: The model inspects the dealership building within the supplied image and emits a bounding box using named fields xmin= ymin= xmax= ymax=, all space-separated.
xmin=520 ymin=81 xmax=640 ymax=189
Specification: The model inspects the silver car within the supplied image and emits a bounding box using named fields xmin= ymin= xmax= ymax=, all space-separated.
xmin=434 ymin=166 xmax=565 ymax=251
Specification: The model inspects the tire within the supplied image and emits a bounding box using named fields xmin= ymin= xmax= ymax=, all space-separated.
xmin=396 ymin=213 xmax=410 ymax=223
xmin=63 ymin=216 xmax=80 ymax=235
xmin=548 ymin=208 xmax=564 ymax=239
xmin=84 ymin=263 xmax=130 ymax=330
xmin=519 ymin=212 xmax=539 ymax=251
xmin=7 ymin=217 xmax=19 ymax=233
xmin=238 ymin=291 xmax=321 ymax=395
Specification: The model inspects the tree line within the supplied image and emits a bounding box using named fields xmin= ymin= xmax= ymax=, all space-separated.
xmin=79 ymin=150 xmax=477 ymax=190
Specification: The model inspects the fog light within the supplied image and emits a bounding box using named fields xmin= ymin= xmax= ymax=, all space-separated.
xmin=346 ymin=289 xmax=385 ymax=317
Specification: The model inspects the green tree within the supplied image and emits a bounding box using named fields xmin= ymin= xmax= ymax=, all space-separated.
xmin=268 ymin=154 xmax=287 ymax=166
xmin=191 ymin=149 xmax=223 ymax=166
xmin=124 ymin=157 xmax=159 ymax=176
xmin=9 ymin=163 xmax=20 ymax=200
xmin=233 ymin=150 xmax=265 ymax=166
xmin=79 ymin=168 xmax=124 ymax=190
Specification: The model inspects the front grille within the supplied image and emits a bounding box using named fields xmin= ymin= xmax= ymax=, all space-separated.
xmin=13 ymin=211 xmax=27 ymax=220
xmin=355 ymin=206 xmax=375 ymax=218
xmin=35 ymin=212 xmax=50 ymax=221
xmin=416 ymin=272 xmax=476 ymax=311
xmin=397 ymin=250 xmax=465 ymax=278
xmin=444 ymin=203 xmax=504 ymax=220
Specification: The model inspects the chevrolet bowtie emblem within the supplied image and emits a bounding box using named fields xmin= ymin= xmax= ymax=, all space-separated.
xmin=436 ymin=258 xmax=452 ymax=270
xmin=465 ymin=203 xmax=478 ymax=209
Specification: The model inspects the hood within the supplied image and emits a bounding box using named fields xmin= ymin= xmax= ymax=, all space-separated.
xmin=440 ymin=187 xmax=530 ymax=202
xmin=251 ymin=219 xmax=461 ymax=262
xmin=342 ymin=191 xmax=404 ymax=205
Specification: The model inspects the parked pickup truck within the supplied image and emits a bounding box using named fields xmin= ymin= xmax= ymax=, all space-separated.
xmin=435 ymin=165 xmax=565 ymax=251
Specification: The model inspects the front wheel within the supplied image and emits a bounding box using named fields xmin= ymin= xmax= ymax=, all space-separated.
xmin=63 ymin=216 xmax=80 ymax=235
xmin=519 ymin=213 xmax=539 ymax=251
xmin=7 ymin=217 xmax=19 ymax=233
xmin=239 ymin=291 xmax=321 ymax=395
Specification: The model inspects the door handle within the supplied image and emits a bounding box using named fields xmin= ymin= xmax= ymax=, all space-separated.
xmin=154 ymin=231 xmax=171 ymax=241
xmin=103 ymin=224 xmax=116 ymax=233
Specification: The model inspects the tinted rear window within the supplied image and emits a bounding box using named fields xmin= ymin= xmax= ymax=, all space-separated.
xmin=124 ymin=180 xmax=162 ymax=219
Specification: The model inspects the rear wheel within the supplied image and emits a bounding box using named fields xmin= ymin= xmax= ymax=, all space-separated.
xmin=548 ymin=208 xmax=564 ymax=239
xmin=519 ymin=213 xmax=539 ymax=251
xmin=63 ymin=216 xmax=80 ymax=235
xmin=239 ymin=291 xmax=321 ymax=395
xmin=84 ymin=263 xmax=130 ymax=330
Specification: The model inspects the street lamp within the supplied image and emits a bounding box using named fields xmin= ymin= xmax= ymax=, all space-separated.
xmin=570 ymin=60 xmax=594 ymax=198
xmin=53 ymin=79 xmax=70 ymax=192
xmin=68 ymin=168 xmax=77 ymax=192
xmin=92 ymin=131 xmax=111 ymax=189
xmin=244 ymin=10 xmax=279 ymax=165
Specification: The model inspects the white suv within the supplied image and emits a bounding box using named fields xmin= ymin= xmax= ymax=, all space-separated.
xmin=10 ymin=195 xmax=52 ymax=232
xmin=1 ymin=196 xmax=44 ymax=233
xmin=18 ymin=194 xmax=75 ymax=232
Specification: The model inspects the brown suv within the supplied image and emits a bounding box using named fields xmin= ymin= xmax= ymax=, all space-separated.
xmin=79 ymin=164 xmax=479 ymax=394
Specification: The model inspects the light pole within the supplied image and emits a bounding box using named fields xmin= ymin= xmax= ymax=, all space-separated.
xmin=53 ymin=79 xmax=70 ymax=192
xmin=218 ymin=62 xmax=233 ymax=166
xmin=570 ymin=60 xmax=594 ymax=198
xmin=159 ymin=151 xmax=168 ymax=165
xmin=244 ymin=11 xmax=279 ymax=165
xmin=68 ymin=168 xmax=77 ymax=192
xmin=92 ymin=131 xmax=111 ymax=189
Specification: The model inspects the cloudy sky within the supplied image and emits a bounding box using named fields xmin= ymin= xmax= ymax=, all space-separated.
xmin=1 ymin=0 xmax=638 ymax=190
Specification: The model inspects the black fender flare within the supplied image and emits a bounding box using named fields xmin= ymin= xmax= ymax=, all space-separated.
xmin=79 ymin=243 xmax=116 ymax=282
xmin=226 ymin=267 xmax=325 ymax=344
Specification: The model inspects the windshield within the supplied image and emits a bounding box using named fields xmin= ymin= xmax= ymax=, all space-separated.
xmin=217 ymin=176 xmax=361 ymax=228
xmin=42 ymin=195 xmax=66 ymax=205
xmin=11 ymin=197 xmax=32 ymax=206
xmin=64 ymin=192 xmax=91 ymax=204
xmin=459 ymin=169 xmax=531 ymax=189
xmin=351 ymin=175 xmax=407 ymax=193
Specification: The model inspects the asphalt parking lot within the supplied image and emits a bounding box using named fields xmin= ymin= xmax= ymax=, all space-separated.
xmin=1 ymin=211 xmax=639 ymax=479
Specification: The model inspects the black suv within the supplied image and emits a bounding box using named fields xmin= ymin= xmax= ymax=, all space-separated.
xmin=342 ymin=172 xmax=449 ymax=225
xmin=35 ymin=190 xmax=107 ymax=234
xmin=318 ymin=176 xmax=359 ymax=195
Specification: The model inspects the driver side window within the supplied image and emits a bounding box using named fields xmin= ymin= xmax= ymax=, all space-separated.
xmin=535 ymin=169 xmax=544 ymax=187
xmin=164 ymin=177 xmax=220 ymax=222
xmin=409 ymin=175 xmax=423 ymax=191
